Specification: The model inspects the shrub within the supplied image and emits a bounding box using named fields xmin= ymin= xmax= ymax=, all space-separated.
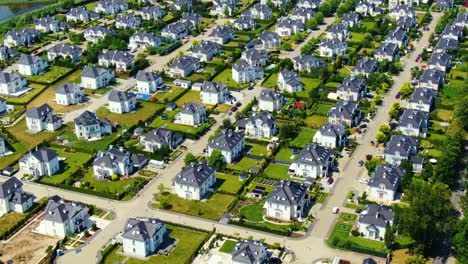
xmin=332 ymin=237 xmax=340 ymax=246
xmin=159 ymin=198 xmax=172 ymax=209
xmin=111 ymin=174 xmax=119 ymax=181
xmin=351 ymin=229 xmax=360 ymax=236
xmin=343 ymin=240 xmax=352 ymax=249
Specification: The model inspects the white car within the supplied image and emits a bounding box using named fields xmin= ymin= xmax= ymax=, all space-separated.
xmin=359 ymin=178 xmax=369 ymax=184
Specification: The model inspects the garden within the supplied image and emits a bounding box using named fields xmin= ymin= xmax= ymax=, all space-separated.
xmin=263 ymin=163 xmax=290 ymax=180
xmin=212 ymin=68 xmax=250 ymax=90
xmin=214 ymin=173 xmax=244 ymax=194
xmin=95 ymin=101 xmax=165 ymax=128
xmin=26 ymin=66 xmax=74 ymax=85
xmin=226 ymin=156 xmax=261 ymax=172
xmin=38 ymin=148 xmax=92 ymax=185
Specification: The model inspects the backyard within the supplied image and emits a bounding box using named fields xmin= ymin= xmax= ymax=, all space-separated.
xmin=27 ymin=66 xmax=74 ymax=85
xmin=96 ymin=101 xmax=165 ymax=128
xmin=57 ymin=125 xmax=122 ymax=152
xmin=219 ymin=239 xmax=238 ymax=253
xmin=153 ymin=87 xmax=187 ymax=103
xmin=247 ymin=143 xmax=269 ymax=157
xmin=212 ymin=68 xmax=249 ymax=90
xmin=174 ymin=90 xmax=202 ymax=106
xmin=38 ymin=148 xmax=92 ymax=185
xmin=226 ymin=156 xmax=260 ymax=172
xmin=263 ymin=163 xmax=290 ymax=180
xmin=215 ymin=173 xmax=244 ymax=194
xmin=290 ymin=127 xmax=317 ymax=147
xmin=296 ymin=78 xmax=321 ymax=99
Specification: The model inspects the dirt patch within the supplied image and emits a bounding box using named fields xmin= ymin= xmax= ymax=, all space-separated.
xmin=0 ymin=219 xmax=61 ymax=264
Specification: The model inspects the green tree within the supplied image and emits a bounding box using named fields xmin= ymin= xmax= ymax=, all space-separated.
xmin=399 ymin=83 xmax=414 ymax=99
xmin=208 ymin=149 xmax=225 ymax=171
xmin=319 ymin=2 xmax=332 ymax=16
xmin=111 ymin=174 xmax=119 ymax=181
xmin=375 ymin=131 xmax=386 ymax=143
xmin=384 ymin=225 xmax=396 ymax=249
xmin=184 ymin=152 xmax=198 ymax=165
xmin=433 ymin=131 xmax=464 ymax=187
xmin=279 ymin=122 xmax=301 ymax=140
xmin=452 ymin=218 xmax=468 ymax=264
xmin=222 ymin=118 xmax=233 ymax=129
xmin=405 ymin=254 xmax=427 ymax=264
xmin=314 ymin=12 xmax=324 ymax=24
xmin=389 ymin=102 xmax=401 ymax=120
xmin=293 ymin=32 xmax=304 ymax=43
xmin=400 ymin=159 xmax=414 ymax=191
xmin=306 ymin=18 xmax=318 ymax=29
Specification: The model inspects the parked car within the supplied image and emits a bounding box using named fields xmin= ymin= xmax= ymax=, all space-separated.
xmin=332 ymin=207 xmax=340 ymax=214
xmin=359 ymin=178 xmax=368 ymax=184
xmin=235 ymin=102 xmax=242 ymax=107
xmin=355 ymin=208 xmax=362 ymax=213
xmin=227 ymin=111 xmax=232 ymax=116
xmin=358 ymin=160 xmax=364 ymax=166
xmin=395 ymin=92 xmax=401 ymax=99
xmin=359 ymin=124 xmax=367 ymax=129
xmin=370 ymin=140 xmax=375 ymax=146
xmin=231 ymin=106 xmax=238 ymax=112
xmin=32 ymin=50 xmax=39 ymax=55
xmin=327 ymin=177 xmax=334 ymax=184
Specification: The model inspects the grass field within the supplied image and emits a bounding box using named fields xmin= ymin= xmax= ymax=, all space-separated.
xmin=227 ymin=157 xmax=259 ymax=172
xmin=262 ymin=73 xmax=277 ymax=89
xmin=215 ymin=173 xmax=244 ymax=194
xmin=0 ymin=141 xmax=28 ymax=169
xmin=27 ymin=66 xmax=73 ymax=85
xmin=39 ymin=148 xmax=92 ymax=185
xmin=80 ymin=168 xmax=146 ymax=198
xmin=219 ymin=240 xmax=238 ymax=253
xmin=174 ymin=90 xmax=202 ymax=107
xmin=248 ymin=143 xmax=269 ymax=157
xmin=297 ymin=78 xmax=321 ymax=99
xmin=263 ymin=163 xmax=290 ymax=180
xmin=274 ymin=147 xmax=296 ymax=162
xmin=96 ymin=101 xmax=164 ymax=128
xmin=240 ymin=204 xmax=264 ymax=222
xmin=58 ymin=125 xmax=122 ymax=152
xmin=0 ymin=212 xmax=25 ymax=236
xmin=153 ymin=87 xmax=187 ymax=103
xmin=290 ymin=127 xmax=316 ymax=147
xmin=305 ymin=115 xmax=327 ymax=129
xmin=314 ymin=103 xmax=334 ymax=116
xmin=213 ymin=68 xmax=249 ymax=90
xmin=4 ymin=83 xmax=48 ymax=105
xmin=7 ymin=118 xmax=61 ymax=147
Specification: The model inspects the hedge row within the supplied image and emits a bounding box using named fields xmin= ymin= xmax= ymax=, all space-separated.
xmin=0 ymin=199 xmax=47 ymax=240
xmin=37 ymin=181 xmax=125 ymax=200
xmin=228 ymin=220 xmax=291 ymax=237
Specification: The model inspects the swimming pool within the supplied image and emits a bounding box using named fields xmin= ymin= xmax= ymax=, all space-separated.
xmin=131 ymin=92 xmax=151 ymax=101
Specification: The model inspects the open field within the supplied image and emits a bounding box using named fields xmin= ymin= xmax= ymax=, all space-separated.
xmin=96 ymin=102 xmax=165 ymax=128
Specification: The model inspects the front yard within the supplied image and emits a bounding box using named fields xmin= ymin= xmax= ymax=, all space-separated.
xmin=27 ymin=66 xmax=74 ymax=85
xmin=38 ymin=148 xmax=92 ymax=185
xmin=96 ymin=101 xmax=165 ymax=128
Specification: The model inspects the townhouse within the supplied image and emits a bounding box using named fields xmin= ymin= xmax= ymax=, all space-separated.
xmin=337 ymin=76 xmax=367 ymax=101
xmin=47 ymin=43 xmax=83 ymax=63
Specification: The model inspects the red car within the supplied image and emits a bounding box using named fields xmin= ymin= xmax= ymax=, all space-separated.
xmin=395 ymin=92 xmax=401 ymax=99
xmin=32 ymin=50 xmax=39 ymax=55
xmin=327 ymin=177 xmax=334 ymax=184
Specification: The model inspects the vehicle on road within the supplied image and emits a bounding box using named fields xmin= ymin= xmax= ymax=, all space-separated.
xmin=359 ymin=178 xmax=368 ymax=184
xmin=358 ymin=160 xmax=364 ymax=166
xmin=247 ymin=86 xmax=254 ymax=90
xmin=32 ymin=50 xmax=39 ymax=55
xmin=359 ymin=124 xmax=367 ymax=129
xmin=395 ymin=92 xmax=401 ymax=99
xmin=235 ymin=102 xmax=242 ymax=107
xmin=327 ymin=177 xmax=334 ymax=184
xmin=332 ymin=207 xmax=340 ymax=214
xmin=231 ymin=106 xmax=238 ymax=112
xmin=227 ymin=111 xmax=232 ymax=116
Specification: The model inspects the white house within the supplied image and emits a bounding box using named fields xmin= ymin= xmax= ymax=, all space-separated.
xmin=383 ymin=135 xmax=419 ymax=165
xmin=275 ymin=18 xmax=304 ymax=37
xmin=81 ymin=65 xmax=115 ymax=89
xmin=200 ymin=81 xmax=230 ymax=105
xmin=207 ymin=130 xmax=245 ymax=163
xmin=108 ymin=90 xmax=137 ymax=114
xmin=129 ymin=32 xmax=161 ymax=50
xmin=93 ymin=146 xmax=146 ymax=179
xmin=17 ymin=55 xmax=48 ymax=76
xmin=143 ymin=128 xmax=184 ymax=152
xmin=190 ymin=41 xmax=221 ymax=62
xmin=313 ymin=122 xmax=346 ymax=149
xmin=258 ymin=89 xmax=284 ymax=112
xmin=95 ymin=0 xmax=128 ymax=15
xmin=0 ymin=177 xmax=34 ymax=217
xmin=47 ymin=44 xmax=83 ymax=63
xmin=25 ymin=104 xmax=62 ymax=133
xmin=139 ymin=6 xmax=166 ymax=20
xmin=0 ymin=72 xmax=27 ymax=95
xmin=293 ymin=54 xmax=324 ymax=72
xmin=368 ymin=164 xmax=404 ymax=202
xmin=209 ymin=26 xmax=235 ymax=44
xmin=19 ymin=147 xmax=59 ymax=177
xmin=174 ymin=160 xmax=216 ymax=200
xmin=66 ymin=7 xmax=99 ymax=23
xmin=168 ymin=55 xmax=200 ymax=78
xmin=98 ymin=50 xmax=134 ymax=72
xmin=336 ymin=76 xmax=367 ymax=101
xmin=115 ymin=14 xmax=141 ymax=29
xmin=327 ymin=101 xmax=361 ymax=127
xmin=319 ymin=38 xmax=348 ymax=57
xmin=3 ymin=28 xmax=41 ymax=48
xmin=74 ymin=110 xmax=112 ymax=141
xmin=263 ymin=180 xmax=310 ymax=221
xmin=230 ymin=240 xmax=269 ymax=264
xmin=289 ymin=144 xmax=335 ymax=178
xmin=408 ymin=88 xmax=436 ymax=113
xmin=0 ymin=135 xmax=6 ymax=156
xmin=237 ymin=112 xmax=277 ymax=138
xmin=174 ymin=103 xmax=206 ymax=126
xmin=135 ymin=71 xmax=165 ymax=94
xmin=232 ymin=60 xmax=263 ymax=83
xmin=55 ymin=83 xmax=84 ymax=106
xmin=357 ymin=204 xmax=393 ymax=240
xmin=35 ymin=16 xmax=67 ymax=33
xmin=84 ymin=26 xmax=114 ymax=43
xmin=278 ymin=69 xmax=303 ymax=93
xmin=122 ymin=218 xmax=167 ymax=257
xmin=397 ymin=109 xmax=429 ymax=137
xmin=36 ymin=196 xmax=89 ymax=237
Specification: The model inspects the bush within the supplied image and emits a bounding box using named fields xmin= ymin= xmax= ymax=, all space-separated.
xmin=159 ymin=198 xmax=172 ymax=209
xmin=111 ymin=174 xmax=119 ymax=181
xmin=351 ymin=229 xmax=360 ymax=236
xmin=332 ymin=237 xmax=340 ymax=246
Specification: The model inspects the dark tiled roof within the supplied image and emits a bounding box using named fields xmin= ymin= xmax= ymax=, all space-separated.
xmin=175 ymin=160 xmax=215 ymax=187
xmin=208 ymin=130 xmax=244 ymax=151
xmin=266 ymin=180 xmax=309 ymax=206
xmin=122 ymin=218 xmax=165 ymax=241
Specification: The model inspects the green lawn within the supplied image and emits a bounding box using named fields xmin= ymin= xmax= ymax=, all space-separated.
xmin=350 ymin=32 xmax=366 ymax=41
xmin=101 ymin=245 xmax=125 ymax=264
xmin=0 ymin=212 xmax=25 ymax=236
xmin=248 ymin=144 xmax=269 ymax=157
xmin=7 ymin=118 xmax=61 ymax=147
xmin=339 ymin=213 xmax=357 ymax=222
xmin=213 ymin=68 xmax=249 ymax=90
xmin=227 ymin=157 xmax=260 ymax=172
xmin=153 ymin=87 xmax=187 ymax=103
xmin=174 ymin=90 xmax=202 ymax=107
xmin=215 ymin=173 xmax=244 ymax=194
xmin=305 ymin=115 xmax=327 ymax=129
xmin=58 ymin=126 xmax=122 ymax=152
xmin=240 ymin=204 xmax=264 ymax=222
xmin=153 ymin=192 xmax=235 ymax=221
xmin=290 ymin=127 xmax=316 ymax=147
xmin=263 ymin=163 xmax=290 ymax=180
xmin=262 ymin=73 xmax=277 ymax=89
xmin=219 ymin=240 xmax=238 ymax=253
xmin=27 ymin=66 xmax=73 ymax=84
xmin=274 ymin=147 xmax=297 ymax=162
xmin=436 ymin=109 xmax=453 ymax=122
xmin=296 ymin=77 xmax=321 ymax=99
xmin=440 ymin=79 xmax=464 ymax=105
xmin=39 ymin=149 xmax=92 ymax=185
xmin=314 ymin=103 xmax=334 ymax=116
xmin=96 ymin=101 xmax=164 ymax=128
xmin=0 ymin=141 xmax=28 ymax=169
xmin=4 ymin=83 xmax=47 ymax=105
xmin=84 ymin=1 xmax=97 ymax=10
xmin=81 ymin=168 xmax=146 ymax=198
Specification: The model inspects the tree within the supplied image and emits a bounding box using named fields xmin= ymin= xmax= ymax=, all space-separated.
xmin=279 ymin=122 xmax=301 ymax=140
xmin=375 ymin=131 xmax=386 ymax=143
xmin=280 ymin=42 xmax=292 ymax=51
xmin=384 ymin=225 xmax=396 ymax=249
xmin=389 ymin=102 xmax=401 ymax=120
xmin=379 ymin=124 xmax=391 ymax=135
xmin=400 ymin=159 xmax=414 ymax=191
xmin=293 ymin=32 xmax=304 ymax=43
xmin=208 ymin=149 xmax=225 ymax=171
xmin=111 ymin=174 xmax=119 ymax=181
xmin=420 ymin=162 xmax=433 ymax=181
xmin=184 ymin=152 xmax=198 ymax=165
xmin=319 ymin=2 xmax=332 ymax=16
xmin=306 ymin=18 xmax=318 ymax=30
xmin=222 ymin=119 xmax=233 ymax=129
xmin=452 ymin=218 xmax=468 ymax=264
xmin=314 ymin=12 xmax=324 ymax=24
xmin=433 ymin=131 xmax=464 ymax=187
xmin=405 ymin=254 xmax=427 ymax=264
xmin=399 ymin=83 xmax=414 ymax=99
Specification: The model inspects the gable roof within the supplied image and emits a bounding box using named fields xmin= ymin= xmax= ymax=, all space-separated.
xmin=208 ymin=130 xmax=244 ymax=151
xmin=327 ymin=101 xmax=360 ymax=119
xmin=368 ymin=164 xmax=404 ymax=191
xmin=25 ymin=103 xmax=54 ymax=119
xmin=294 ymin=144 xmax=334 ymax=166
xmin=358 ymin=204 xmax=393 ymax=227
xmin=398 ymin=109 xmax=428 ymax=128
xmin=17 ymin=54 xmax=44 ymax=66
xmin=258 ymin=89 xmax=283 ymax=102
xmin=352 ymin=58 xmax=377 ymax=74
xmin=180 ymin=102 xmax=205 ymax=114
xmin=145 ymin=128 xmax=174 ymax=144
xmin=81 ymin=65 xmax=113 ymax=78
xmin=200 ymin=81 xmax=227 ymax=94
xmin=74 ymin=110 xmax=110 ymax=126
xmin=122 ymin=218 xmax=165 ymax=241
xmin=230 ymin=240 xmax=268 ymax=264
xmin=266 ymin=180 xmax=309 ymax=206
xmin=0 ymin=177 xmax=23 ymax=198
xmin=136 ymin=70 xmax=161 ymax=82
xmin=170 ymin=55 xmax=199 ymax=69
xmin=409 ymin=88 xmax=437 ymax=105
xmin=338 ymin=76 xmax=366 ymax=93
xmin=384 ymin=134 xmax=419 ymax=156
xmin=175 ymin=160 xmax=215 ymax=187
xmin=55 ymin=83 xmax=81 ymax=95
xmin=317 ymin=122 xmax=345 ymax=137
xmin=43 ymin=195 xmax=87 ymax=223
xmin=108 ymin=90 xmax=136 ymax=103
xmin=0 ymin=72 xmax=25 ymax=84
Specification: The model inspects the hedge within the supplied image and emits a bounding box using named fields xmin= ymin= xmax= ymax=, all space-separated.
xmin=37 ymin=181 xmax=125 ymax=200
xmin=99 ymin=243 xmax=119 ymax=264
xmin=228 ymin=220 xmax=291 ymax=237
xmin=0 ymin=199 xmax=48 ymax=240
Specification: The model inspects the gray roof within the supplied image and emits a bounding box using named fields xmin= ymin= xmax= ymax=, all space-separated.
xmin=209 ymin=26 xmax=235 ymax=38
xmin=435 ymin=38 xmax=458 ymax=51
xmin=441 ymin=24 xmax=462 ymax=39
xmin=238 ymin=112 xmax=276 ymax=130
xmin=140 ymin=6 xmax=166 ymax=18
xmin=84 ymin=26 xmax=114 ymax=36
xmin=234 ymin=15 xmax=255 ymax=27
xmin=363 ymin=258 xmax=377 ymax=264
xmin=320 ymin=37 xmax=346 ymax=49
xmin=25 ymin=103 xmax=54 ymax=120
xmin=200 ymin=81 xmax=226 ymax=94
xmin=328 ymin=23 xmax=348 ymax=35
xmin=397 ymin=17 xmax=415 ymax=29
xmin=175 ymin=160 xmax=215 ymax=187
xmin=398 ymin=109 xmax=428 ymax=129
xmin=230 ymin=240 xmax=268 ymax=264
xmin=17 ymin=54 xmax=44 ymax=66
xmin=368 ymin=164 xmax=404 ymax=191
xmin=136 ymin=70 xmax=161 ymax=82
xmin=162 ymin=21 xmax=189 ymax=35
xmin=55 ymin=83 xmax=82 ymax=95
xmin=48 ymin=43 xmax=82 ymax=56
xmin=341 ymin=13 xmax=360 ymax=25
xmin=242 ymin=48 xmax=269 ymax=63
xmin=409 ymin=88 xmax=437 ymax=105
xmin=327 ymin=101 xmax=360 ymax=120
xmin=266 ymin=180 xmax=309 ymax=206
xmin=108 ymin=90 xmax=136 ymax=103
xmin=419 ymin=69 xmax=444 ymax=84
xmin=352 ymin=58 xmax=377 ymax=75
xmin=318 ymin=122 xmax=345 ymax=137
xmin=0 ymin=72 xmax=24 ymax=84
xmin=455 ymin=13 xmax=468 ymax=25
xmin=97 ymin=0 xmax=127 ymax=8
xmin=145 ymin=128 xmax=174 ymax=144
xmin=293 ymin=54 xmax=324 ymax=68
xmin=209 ymin=130 xmax=244 ymax=151
xmin=181 ymin=12 xmax=202 ymax=25
xmin=0 ymin=177 xmax=23 ymax=198
xmin=10 ymin=191 xmax=33 ymax=205
xmin=233 ymin=59 xmax=254 ymax=72
xmin=385 ymin=28 xmax=408 ymax=42
xmin=67 ymin=6 xmax=99 ymax=19
xmin=428 ymin=52 xmax=452 ymax=68
xmin=43 ymin=195 xmax=87 ymax=223
xmin=338 ymin=76 xmax=366 ymax=93
xmin=35 ymin=16 xmax=63 ymax=27
xmin=375 ymin=42 xmax=398 ymax=56
xmin=358 ymin=204 xmax=393 ymax=228
xmin=81 ymin=65 xmax=113 ymax=78
xmin=30 ymin=147 xmax=58 ymax=162
xmin=390 ymin=4 xmax=414 ymax=15
xmin=116 ymin=13 xmax=141 ymax=26
xmin=74 ymin=110 xmax=110 ymax=126
xmin=99 ymin=50 xmax=134 ymax=65
xmin=291 ymin=7 xmax=316 ymax=20
xmin=170 ymin=55 xmax=199 ymax=70
xmin=180 ymin=102 xmax=205 ymax=114
xmin=4 ymin=28 xmax=40 ymax=41
xmin=248 ymin=3 xmax=272 ymax=16
xmin=192 ymin=41 xmax=221 ymax=55
xmin=258 ymin=30 xmax=280 ymax=44
xmin=384 ymin=134 xmax=419 ymax=157
xmin=93 ymin=146 xmax=131 ymax=167
xmin=122 ymin=218 xmax=166 ymax=241
xmin=258 ymin=89 xmax=283 ymax=102
xmin=294 ymin=144 xmax=334 ymax=166
xmin=277 ymin=18 xmax=304 ymax=30
xmin=279 ymin=69 xmax=302 ymax=87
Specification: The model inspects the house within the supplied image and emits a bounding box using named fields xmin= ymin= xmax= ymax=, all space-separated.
xmin=418 ymin=69 xmax=445 ymax=90
xmin=95 ymin=0 xmax=128 ymax=15
xmin=319 ymin=38 xmax=348 ymax=57
xmin=383 ymin=134 xmax=419 ymax=165
xmin=388 ymin=5 xmax=415 ymax=21
xmin=99 ymin=50 xmax=134 ymax=72
xmin=74 ymin=110 xmax=112 ymax=141
xmin=0 ymin=177 xmax=34 ymax=216
xmin=237 ymin=112 xmax=277 ymax=138
xmin=190 ymin=41 xmax=221 ymax=62
xmin=174 ymin=160 xmax=216 ymax=200
xmin=234 ymin=15 xmax=256 ymax=31
xmin=258 ymin=89 xmax=284 ymax=112
xmin=368 ymin=164 xmax=404 ymax=202
xmin=66 ymin=7 xmax=99 ymax=23
xmin=168 ymin=55 xmax=200 ymax=78
xmin=129 ymin=32 xmax=161 ymax=50
xmin=326 ymin=23 xmax=350 ymax=41
xmin=327 ymin=101 xmax=361 ymax=127
xmin=35 ymin=16 xmax=67 ymax=33
xmin=93 ymin=146 xmax=146 ymax=179
xmin=116 ymin=14 xmax=141 ymax=29
xmin=247 ymin=4 xmax=272 ymax=20
xmin=428 ymin=53 xmax=452 ymax=73
xmin=397 ymin=17 xmax=416 ymax=29
xmin=171 ymin=0 xmax=192 ymax=11
xmin=0 ymin=135 xmax=6 ymax=156
xmin=81 ymin=65 xmax=115 ymax=89
xmin=122 ymin=218 xmax=167 ymax=257
xmin=434 ymin=38 xmax=458 ymax=53
xmin=19 ymin=147 xmax=59 ymax=176
xmin=374 ymin=42 xmax=399 ymax=62
xmin=384 ymin=29 xmax=408 ymax=48
xmin=143 ymin=128 xmax=183 ymax=152
xmin=230 ymin=240 xmax=269 ymax=264
xmin=139 ymin=6 xmax=166 ymax=20
xmin=258 ymin=30 xmax=281 ymax=49
xmin=289 ymin=144 xmax=335 ymax=178
xmin=441 ymin=24 xmax=463 ymax=41
xmin=454 ymin=13 xmax=468 ymax=28
xmin=36 ymin=196 xmax=89 ymax=237
xmin=290 ymin=7 xmax=316 ymax=24
xmin=341 ymin=13 xmax=360 ymax=28
xmin=161 ymin=21 xmax=189 ymax=40
xmin=232 ymin=60 xmax=264 ymax=83
xmin=208 ymin=130 xmax=245 ymax=163
xmin=278 ymin=69 xmax=303 ymax=93
xmin=397 ymin=109 xmax=429 ymax=137
xmin=260 ymin=0 xmax=289 ymax=7
xmin=293 ymin=54 xmax=324 ymax=72
xmin=357 ymin=204 xmax=393 ymax=240
xmin=47 ymin=44 xmax=83 ymax=63
xmin=210 ymin=0 xmax=236 ymax=17
xmin=408 ymin=88 xmax=437 ymax=113
xmin=296 ymin=0 xmax=320 ymax=9
xmin=263 ymin=180 xmax=310 ymax=221
xmin=209 ymin=26 xmax=235 ymax=44
xmin=108 ymin=90 xmax=137 ymax=114
xmin=337 ymin=76 xmax=367 ymax=101
xmin=313 ymin=122 xmax=346 ymax=149
xmin=84 ymin=26 xmax=114 ymax=43
xmin=0 ymin=72 xmax=27 ymax=95
xmin=181 ymin=12 xmax=202 ymax=28
xmin=275 ymin=18 xmax=304 ymax=37
xmin=175 ymin=103 xmax=206 ymax=126
xmin=355 ymin=2 xmax=382 ymax=17
xmin=0 ymin=45 xmax=18 ymax=61
xmin=241 ymin=48 xmax=269 ymax=67
xmin=389 ymin=0 xmax=413 ymax=8
xmin=25 ymin=103 xmax=62 ymax=133
xmin=3 ymin=28 xmax=41 ymax=48
xmin=200 ymin=81 xmax=230 ymax=105
xmin=17 ymin=55 xmax=48 ymax=76
xmin=367 ymin=0 xmax=384 ymax=6
xmin=136 ymin=71 xmax=165 ymax=93
xmin=435 ymin=0 xmax=454 ymax=10
xmin=55 ymin=83 xmax=84 ymax=106
xmin=352 ymin=58 xmax=378 ymax=77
